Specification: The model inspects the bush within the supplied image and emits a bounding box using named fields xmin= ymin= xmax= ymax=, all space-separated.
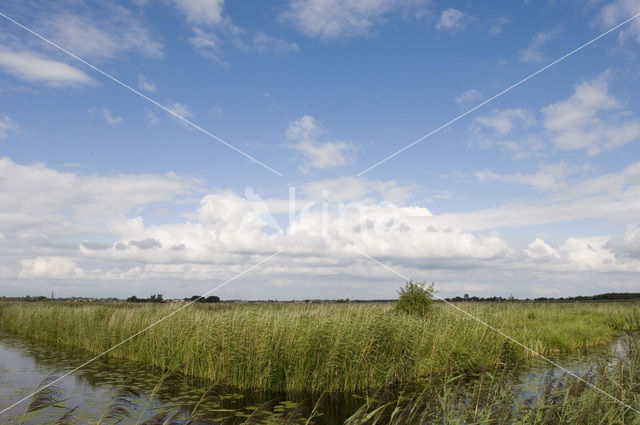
xmin=394 ymin=281 xmax=435 ymax=318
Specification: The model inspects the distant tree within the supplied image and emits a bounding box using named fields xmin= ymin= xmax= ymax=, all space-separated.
xmin=149 ymin=294 xmax=164 ymax=303
xmin=185 ymin=295 xmax=220 ymax=303
xmin=394 ymin=281 xmax=435 ymax=318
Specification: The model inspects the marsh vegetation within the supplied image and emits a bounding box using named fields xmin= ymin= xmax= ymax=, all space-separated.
xmin=1 ymin=299 xmax=640 ymax=424
xmin=0 ymin=300 xmax=638 ymax=393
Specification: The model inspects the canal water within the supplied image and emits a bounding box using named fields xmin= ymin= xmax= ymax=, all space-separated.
xmin=0 ymin=330 xmax=626 ymax=424
xmin=0 ymin=331 xmax=363 ymax=424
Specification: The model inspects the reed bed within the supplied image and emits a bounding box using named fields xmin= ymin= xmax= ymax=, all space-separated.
xmin=0 ymin=301 xmax=638 ymax=393
xmin=345 ymin=332 xmax=640 ymax=424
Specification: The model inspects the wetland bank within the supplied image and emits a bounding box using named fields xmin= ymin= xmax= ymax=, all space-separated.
xmin=1 ymin=299 xmax=640 ymax=424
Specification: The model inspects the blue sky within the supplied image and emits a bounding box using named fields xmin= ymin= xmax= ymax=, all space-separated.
xmin=1 ymin=0 xmax=640 ymax=299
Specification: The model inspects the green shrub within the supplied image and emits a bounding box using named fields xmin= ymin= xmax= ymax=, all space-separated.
xmin=394 ymin=281 xmax=434 ymax=318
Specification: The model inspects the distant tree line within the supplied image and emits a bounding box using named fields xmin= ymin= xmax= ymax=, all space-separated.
xmin=0 ymin=295 xmax=50 ymax=302
xmin=445 ymin=292 xmax=640 ymax=302
xmin=0 ymin=296 xmax=121 ymax=302
xmin=126 ymin=294 xmax=165 ymax=303
xmin=185 ymin=295 xmax=220 ymax=303
xmin=2 ymin=292 xmax=640 ymax=304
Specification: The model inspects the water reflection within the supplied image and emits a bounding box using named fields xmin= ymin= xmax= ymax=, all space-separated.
xmin=0 ymin=331 xmax=362 ymax=424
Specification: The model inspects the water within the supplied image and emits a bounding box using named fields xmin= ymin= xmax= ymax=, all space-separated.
xmin=0 ymin=331 xmax=362 ymax=424
xmin=512 ymin=335 xmax=632 ymax=407
xmin=0 ymin=331 xmax=626 ymax=424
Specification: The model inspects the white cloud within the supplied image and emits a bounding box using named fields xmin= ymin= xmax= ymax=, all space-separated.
xmin=597 ymin=0 xmax=640 ymax=45
xmin=188 ymin=27 xmax=225 ymax=62
xmin=559 ymin=238 xmax=621 ymax=272
xmin=138 ymin=75 xmax=156 ymax=92
xmin=475 ymin=163 xmax=570 ymax=192
xmin=2 ymin=158 xmax=640 ymax=298
xmin=169 ymin=102 xmax=193 ymax=119
xmin=281 ymin=0 xmax=428 ymax=39
xmin=470 ymin=74 xmax=640 ymax=158
xmin=253 ymin=32 xmax=299 ymax=53
xmin=0 ymin=158 xmax=511 ymax=291
xmin=19 ymin=257 xmax=82 ymax=279
xmin=171 ymin=0 xmax=225 ymax=26
xmin=524 ymin=239 xmax=560 ymax=262
xmin=0 ymin=115 xmax=18 ymax=139
xmin=606 ymin=225 xmax=640 ymax=259
xmin=41 ymin=9 xmax=163 ymax=60
xmin=176 ymin=3 xmax=292 ymax=61
xmin=435 ymin=161 xmax=640 ymax=231
xmin=0 ymin=157 xmax=198 ymax=236
xmin=436 ymin=8 xmax=469 ymax=33
xmin=0 ymin=45 xmax=93 ymax=87
xmin=488 ymin=16 xmax=510 ymax=35
xmin=88 ymin=107 xmax=123 ymax=125
xmin=521 ymin=236 xmax=640 ymax=273
xmin=474 ymin=108 xmax=535 ymax=138
xmin=147 ymin=111 xmax=161 ymax=126
xmin=454 ymin=89 xmax=482 ymax=108
xmin=285 ymin=115 xmax=355 ymax=171
xmin=300 ymin=176 xmax=413 ymax=204
xmin=518 ymin=28 xmax=561 ymax=63
xmin=542 ymin=74 xmax=640 ymax=155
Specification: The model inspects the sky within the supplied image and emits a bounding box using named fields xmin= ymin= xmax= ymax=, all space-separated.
xmin=0 ymin=0 xmax=639 ymax=300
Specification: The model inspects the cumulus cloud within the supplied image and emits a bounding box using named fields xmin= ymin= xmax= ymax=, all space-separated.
xmin=435 ymin=161 xmax=640 ymax=231
xmin=455 ymin=89 xmax=482 ymax=108
xmin=474 ymin=163 xmax=571 ymax=192
xmin=542 ymin=74 xmax=640 ymax=155
xmin=436 ymin=8 xmax=469 ymax=33
xmin=488 ymin=16 xmax=510 ymax=35
xmin=470 ymin=109 xmax=540 ymax=157
xmin=524 ymin=239 xmax=560 ymax=262
xmin=597 ymin=0 xmax=640 ymax=45
xmin=40 ymin=9 xmax=163 ymax=60
xmin=474 ymin=108 xmax=535 ymax=137
xmin=253 ymin=32 xmax=299 ymax=53
xmin=18 ymin=257 xmax=83 ymax=279
xmin=0 ymin=115 xmax=18 ymax=139
xmin=281 ymin=0 xmax=428 ymax=39
xmin=606 ymin=225 xmax=640 ymax=259
xmin=0 ymin=157 xmax=199 ymax=238
xmin=174 ymin=1 xmax=294 ymax=62
xmin=3 ymin=158 xmax=640 ymax=299
xmin=188 ymin=27 xmax=225 ymax=62
xmin=171 ymin=0 xmax=225 ymax=26
xmin=129 ymin=238 xmax=162 ymax=250
xmin=0 ymin=45 xmax=93 ymax=87
xmin=518 ymin=28 xmax=561 ymax=63
xmin=169 ymin=102 xmax=193 ymax=119
xmin=0 ymin=158 xmax=514 ymax=294
xmin=300 ymin=176 xmax=413 ymax=204
xmin=521 ymin=236 xmax=640 ymax=273
xmin=88 ymin=107 xmax=123 ymax=125
xmin=138 ymin=75 xmax=156 ymax=92
xmin=162 ymin=102 xmax=195 ymax=126
xmin=470 ymin=74 xmax=640 ymax=158
xmin=285 ymin=115 xmax=355 ymax=171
